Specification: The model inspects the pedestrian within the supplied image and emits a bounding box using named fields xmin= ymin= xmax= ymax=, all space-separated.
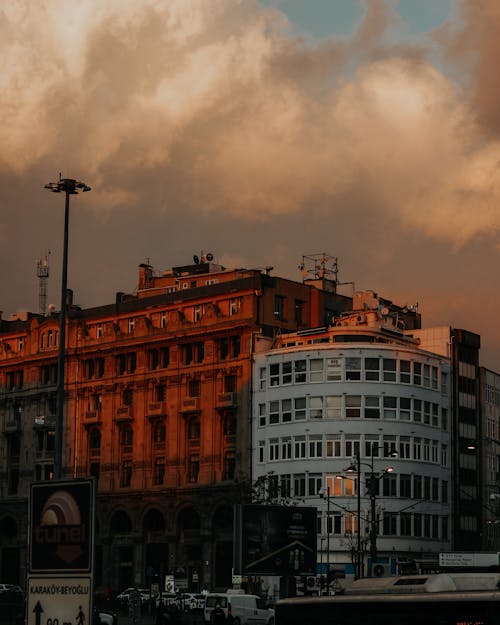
xmin=211 ymin=601 xmax=226 ymax=625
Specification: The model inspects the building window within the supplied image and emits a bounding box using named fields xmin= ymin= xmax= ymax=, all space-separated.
xmin=382 ymin=512 xmax=398 ymax=535
xmin=383 ymin=358 xmax=396 ymax=382
xmin=281 ymin=437 xmax=292 ymax=460
xmin=293 ymin=474 xmax=306 ymax=497
xmin=258 ymin=404 xmax=266 ymax=427
xmin=309 ymin=396 xmax=323 ymax=419
xmin=153 ymin=457 xmax=165 ymax=485
xmin=188 ymin=454 xmax=199 ymax=482
xmin=188 ymin=419 xmax=200 ymax=441
xmin=364 ymin=396 xmax=380 ymax=419
xmin=274 ymin=295 xmax=285 ymax=320
xmin=294 ymin=300 xmax=304 ymax=326
xmin=188 ymin=379 xmax=201 ymax=397
xmin=117 ymin=352 xmax=136 ymax=375
xmin=229 ymin=298 xmax=241 ymax=315
xmin=400 ymin=474 xmax=411 ymax=498
xmin=223 ymin=452 xmax=235 ymax=480
xmin=218 ymin=336 xmax=241 ymax=360
xmin=345 ymin=358 xmax=361 ymax=381
xmin=155 ymin=384 xmax=166 ymax=402
xmin=148 ymin=349 xmax=159 ymax=370
xmin=122 ymin=388 xmax=133 ymax=406
xmin=345 ymin=395 xmax=361 ymax=418
xmin=310 ymin=359 xmax=324 ymax=382
xmin=294 ymin=360 xmax=306 ymax=383
xmin=258 ymin=441 xmax=265 ymax=463
xmin=399 ymin=360 xmax=411 ymax=383
xmin=326 ymin=395 xmax=342 ymax=419
xmin=294 ymin=436 xmax=306 ymax=459
xmin=400 ymin=513 xmax=412 ymax=536
xmin=309 ymin=437 xmax=323 ymax=458
xmin=259 ymin=367 xmax=266 ymax=391
xmin=120 ymin=461 xmax=132 ymax=487
xmin=365 ymin=358 xmax=380 ymax=381
xmin=224 ymin=375 xmax=237 ymax=393
xmin=153 ymin=422 xmax=166 ymax=449
xmin=89 ymin=428 xmax=101 ymax=457
xmin=183 ymin=342 xmax=204 ymax=365
xmin=120 ymin=425 xmax=133 ymax=454
xmin=269 ymin=438 xmax=279 ymax=461
xmin=128 ymin=318 xmax=135 ymax=334
xmin=326 ymin=437 xmax=341 ymax=457
xmin=327 ymin=358 xmax=342 ymax=381
xmin=294 ymin=397 xmax=306 ymax=420
xmin=96 ymin=323 xmax=103 ymax=338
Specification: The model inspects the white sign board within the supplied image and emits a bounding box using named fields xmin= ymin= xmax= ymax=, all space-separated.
xmin=27 ymin=576 xmax=91 ymax=625
xmin=165 ymin=575 xmax=175 ymax=593
xmin=439 ymin=552 xmax=500 ymax=567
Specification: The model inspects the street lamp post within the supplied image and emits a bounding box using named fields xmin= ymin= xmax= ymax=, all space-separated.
xmin=347 ymin=448 xmax=395 ymax=579
xmin=44 ymin=176 xmax=91 ymax=480
xmin=320 ymin=485 xmax=332 ymax=587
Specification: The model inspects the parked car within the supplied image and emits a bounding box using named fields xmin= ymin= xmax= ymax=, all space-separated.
xmin=0 ymin=584 xmax=22 ymax=594
xmin=156 ymin=593 xmax=178 ymax=608
xmin=94 ymin=608 xmax=117 ymax=625
xmin=116 ymin=587 xmax=150 ymax=605
xmin=204 ymin=592 xmax=275 ymax=625
xmin=179 ymin=592 xmax=206 ymax=612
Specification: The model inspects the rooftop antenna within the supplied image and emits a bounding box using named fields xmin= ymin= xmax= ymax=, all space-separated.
xmin=299 ymin=253 xmax=338 ymax=283
xmin=37 ymin=251 xmax=50 ymax=316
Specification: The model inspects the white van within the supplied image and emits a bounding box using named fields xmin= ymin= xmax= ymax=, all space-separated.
xmin=203 ymin=592 xmax=274 ymax=625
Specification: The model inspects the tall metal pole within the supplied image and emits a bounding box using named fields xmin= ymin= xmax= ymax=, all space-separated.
xmin=356 ymin=452 xmax=362 ymax=579
xmin=327 ymin=486 xmax=331 ymax=588
xmin=54 ymin=188 xmax=70 ymax=480
xmin=45 ymin=176 xmax=91 ymax=480
xmin=369 ymin=447 xmax=378 ymax=561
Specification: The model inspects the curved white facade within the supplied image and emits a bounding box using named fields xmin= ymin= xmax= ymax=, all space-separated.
xmin=252 ymin=331 xmax=451 ymax=576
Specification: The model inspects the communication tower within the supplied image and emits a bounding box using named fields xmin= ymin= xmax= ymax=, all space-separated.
xmin=36 ymin=251 xmax=50 ymax=316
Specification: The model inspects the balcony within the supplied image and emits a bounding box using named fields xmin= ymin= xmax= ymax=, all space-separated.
xmin=217 ymin=392 xmax=237 ymax=408
xmin=85 ymin=410 xmax=101 ymax=423
xmin=115 ymin=405 xmax=133 ymax=421
xmin=147 ymin=402 xmax=167 ymax=419
xmin=181 ymin=397 xmax=200 ymax=413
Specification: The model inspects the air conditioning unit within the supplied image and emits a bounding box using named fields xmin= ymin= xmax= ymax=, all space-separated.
xmin=370 ymin=560 xmax=393 ymax=577
xmin=306 ymin=576 xmax=318 ymax=591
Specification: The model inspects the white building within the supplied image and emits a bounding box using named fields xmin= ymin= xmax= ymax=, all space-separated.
xmin=252 ymin=297 xmax=452 ymax=579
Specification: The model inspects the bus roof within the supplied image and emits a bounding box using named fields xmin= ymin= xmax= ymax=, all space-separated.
xmin=343 ymin=573 xmax=500 ymax=595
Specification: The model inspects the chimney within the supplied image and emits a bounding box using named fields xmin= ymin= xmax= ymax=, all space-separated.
xmin=138 ymin=263 xmax=154 ymax=290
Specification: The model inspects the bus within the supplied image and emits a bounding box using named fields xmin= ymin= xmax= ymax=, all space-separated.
xmin=275 ymin=573 xmax=500 ymax=625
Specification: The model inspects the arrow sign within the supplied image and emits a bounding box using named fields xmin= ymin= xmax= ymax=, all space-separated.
xmin=33 ymin=600 xmax=43 ymax=625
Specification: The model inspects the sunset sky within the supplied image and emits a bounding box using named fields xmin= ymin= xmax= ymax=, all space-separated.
xmin=2 ymin=0 xmax=500 ymax=369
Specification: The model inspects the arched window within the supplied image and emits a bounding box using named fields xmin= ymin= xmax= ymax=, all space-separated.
xmin=143 ymin=509 xmax=165 ymax=533
xmin=110 ymin=510 xmax=132 ymax=534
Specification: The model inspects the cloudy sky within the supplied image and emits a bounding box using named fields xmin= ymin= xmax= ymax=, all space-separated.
xmin=2 ymin=0 xmax=500 ymax=369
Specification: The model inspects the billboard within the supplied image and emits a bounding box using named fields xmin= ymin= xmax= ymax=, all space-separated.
xmin=29 ymin=479 xmax=95 ymax=573
xmin=234 ymin=504 xmax=317 ymax=576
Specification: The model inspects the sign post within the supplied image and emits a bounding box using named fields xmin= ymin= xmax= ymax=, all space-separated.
xmin=27 ymin=479 xmax=95 ymax=625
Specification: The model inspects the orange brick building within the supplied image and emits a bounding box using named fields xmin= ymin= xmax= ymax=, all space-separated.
xmin=0 ymin=258 xmax=350 ymax=591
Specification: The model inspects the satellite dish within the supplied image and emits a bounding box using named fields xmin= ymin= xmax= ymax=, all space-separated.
xmin=193 ymin=255 xmax=200 ymax=264
xmin=381 ymin=307 xmax=390 ymax=316
xmin=206 ymin=253 xmax=214 ymax=261
xmin=48 ymin=304 xmax=56 ymax=313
